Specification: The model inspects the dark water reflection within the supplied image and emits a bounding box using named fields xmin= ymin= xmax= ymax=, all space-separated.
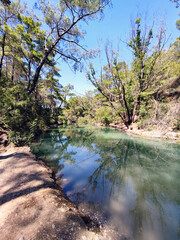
xmin=31 ymin=125 xmax=180 ymax=240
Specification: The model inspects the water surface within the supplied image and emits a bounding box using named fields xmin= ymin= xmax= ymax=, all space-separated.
xmin=31 ymin=125 xmax=180 ymax=240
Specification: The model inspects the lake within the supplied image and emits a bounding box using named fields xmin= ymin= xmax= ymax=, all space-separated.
xmin=31 ymin=125 xmax=180 ymax=240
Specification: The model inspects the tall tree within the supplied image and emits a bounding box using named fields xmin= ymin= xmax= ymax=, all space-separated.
xmin=88 ymin=19 xmax=166 ymax=127
xmin=0 ymin=0 xmax=23 ymax=79
xmin=27 ymin=0 xmax=111 ymax=94
xmin=127 ymin=18 xmax=166 ymax=122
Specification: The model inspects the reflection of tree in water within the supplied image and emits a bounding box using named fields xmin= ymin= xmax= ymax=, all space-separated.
xmin=64 ymin=126 xmax=96 ymax=150
xmin=84 ymin=132 xmax=180 ymax=239
xmin=65 ymin=127 xmax=180 ymax=239
xmin=31 ymin=126 xmax=97 ymax=173
xmin=31 ymin=128 xmax=77 ymax=173
xmin=31 ymin=126 xmax=180 ymax=240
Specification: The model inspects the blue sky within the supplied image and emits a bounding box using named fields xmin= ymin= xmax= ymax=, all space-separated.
xmin=24 ymin=0 xmax=180 ymax=95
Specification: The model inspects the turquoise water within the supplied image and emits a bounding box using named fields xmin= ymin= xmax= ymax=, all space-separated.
xmin=31 ymin=125 xmax=180 ymax=240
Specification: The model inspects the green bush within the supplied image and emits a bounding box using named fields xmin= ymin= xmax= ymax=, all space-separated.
xmin=147 ymin=126 xmax=153 ymax=131
xmin=78 ymin=115 xmax=92 ymax=125
xmin=95 ymin=107 xmax=113 ymax=126
xmin=8 ymin=130 xmax=33 ymax=146
xmin=58 ymin=115 xmax=67 ymax=125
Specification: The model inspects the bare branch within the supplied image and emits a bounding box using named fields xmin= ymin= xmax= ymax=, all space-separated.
xmin=61 ymin=37 xmax=87 ymax=52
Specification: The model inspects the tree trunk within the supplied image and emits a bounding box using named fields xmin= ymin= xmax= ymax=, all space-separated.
xmin=27 ymin=59 xmax=32 ymax=91
xmin=11 ymin=58 xmax=15 ymax=83
xmin=132 ymin=95 xmax=139 ymax=123
xmin=0 ymin=32 xmax=6 ymax=80
xmin=153 ymin=98 xmax=158 ymax=120
xmin=28 ymin=38 xmax=60 ymax=95
xmin=122 ymin=85 xmax=131 ymax=125
xmin=28 ymin=51 xmax=49 ymax=94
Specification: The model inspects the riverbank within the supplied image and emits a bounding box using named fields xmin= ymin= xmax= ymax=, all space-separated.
xmin=125 ymin=125 xmax=180 ymax=141
xmin=107 ymin=123 xmax=180 ymax=141
xmin=0 ymin=143 xmax=128 ymax=240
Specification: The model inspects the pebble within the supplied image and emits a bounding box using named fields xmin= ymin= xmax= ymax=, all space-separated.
xmin=82 ymin=236 xmax=87 ymax=240
xmin=52 ymin=224 xmax=55 ymax=229
xmin=19 ymin=237 xmax=24 ymax=240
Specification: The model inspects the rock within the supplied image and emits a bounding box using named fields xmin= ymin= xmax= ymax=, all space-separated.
xmin=165 ymin=131 xmax=179 ymax=139
xmin=19 ymin=237 xmax=24 ymax=240
xmin=0 ymin=132 xmax=8 ymax=147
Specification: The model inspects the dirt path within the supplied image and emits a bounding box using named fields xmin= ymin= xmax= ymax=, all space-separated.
xmin=0 ymin=145 xmax=128 ymax=240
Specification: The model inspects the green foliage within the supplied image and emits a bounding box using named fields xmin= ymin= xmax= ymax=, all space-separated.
xmin=87 ymin=18 xmax=180 ymax=130
xmin=0 ymin=1 xmax=179 ymax=141
xmin=95 ymin=106 xmax=113 ymax=126
xmin=58 ymin=115 xmax=67 ymax=125
xmin=0 ymin=0 xmax=106 ymax=144
xmin=78 ymin=116 xmax=92 ymax=125
xmin=176 ymin=19 xmax=180 ymax=30
xmin=62 ymin=91 xmax=122 ymax=127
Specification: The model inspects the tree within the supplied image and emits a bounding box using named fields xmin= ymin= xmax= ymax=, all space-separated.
xmin=0 ymin=0 xmax=23 ymax=79
xmin=0 ymin=1 xmax=78 ymax=143
xmin=88 ymin=54 xmax=133 ymax=127
xmin=14 ymin=15 xmax=52 ymax=91
xmin=27 ymin=0 xmax=111 ymax=94
xmin=88 ymin=19 xmax=166 ymax=127
xmin=127 ymin=18 xmax=166 ymax=122
xmin=0 ymin=0 xmax=112 ymax=144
